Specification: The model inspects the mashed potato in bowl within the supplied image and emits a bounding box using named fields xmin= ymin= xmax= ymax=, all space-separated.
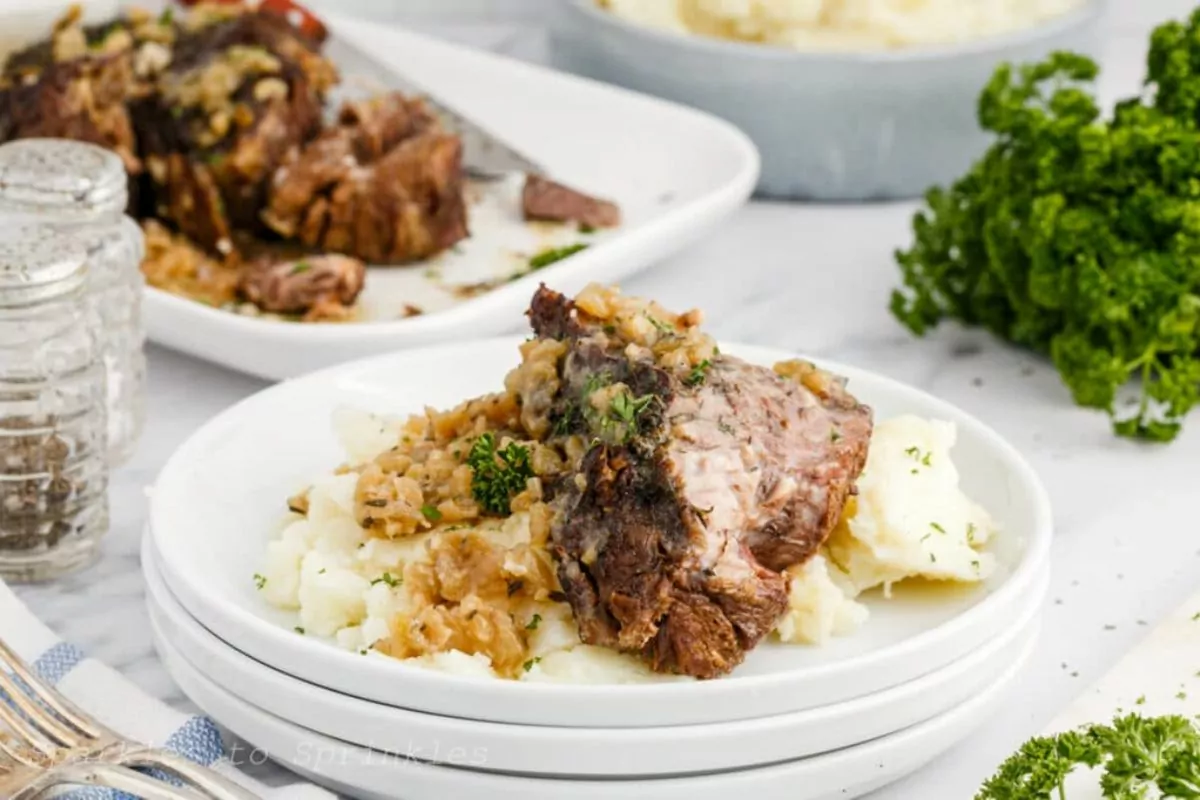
xmin=598 ymin=0 xmax=1088 ymax=50
xmin=260 ymin=329 xmax=999 ymax=683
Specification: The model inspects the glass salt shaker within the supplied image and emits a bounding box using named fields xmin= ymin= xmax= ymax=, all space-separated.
xmin=0 ymin=139 xmax=146 ymax=465
xmin=0 ymin=228 xmax=109 ymax=582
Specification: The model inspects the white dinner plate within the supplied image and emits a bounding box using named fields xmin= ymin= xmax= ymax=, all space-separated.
xmin=148 ymin=336 xmax=1053 ymax=728
xmin=144 ymin=12 xmax=759 ymax=381
xmin=143 ymin=531 xmax=1046 ymax=778
xmin=153 ymin=615 xmax=1033 ymax=800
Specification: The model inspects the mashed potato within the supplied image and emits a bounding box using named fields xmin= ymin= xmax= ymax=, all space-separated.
xmin=599 ymin=0 xmax=1087 ymax=50
xmin=261 ymin=407 xmax=997 ymax=681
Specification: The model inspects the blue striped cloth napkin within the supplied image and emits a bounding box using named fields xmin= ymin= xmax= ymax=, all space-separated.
xmin=0 ymin=580 xmax=335 ymax=799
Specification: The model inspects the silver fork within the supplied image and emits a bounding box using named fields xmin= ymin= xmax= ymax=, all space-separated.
xmin=0 ymin=638 xmax=260 ymax=799
xmin=3 ymin=756 xmax=211 ymax=800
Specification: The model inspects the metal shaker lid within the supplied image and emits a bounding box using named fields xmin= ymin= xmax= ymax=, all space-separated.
xmin=0 ymin=139 xmax=128 ymax=217
xmin=0 ymin=224 xmax=90 ymax=306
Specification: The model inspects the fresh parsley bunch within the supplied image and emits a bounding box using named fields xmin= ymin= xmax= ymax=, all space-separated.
xmin=893 ymin=10 xmax=1200 ymax=441
xmin=978 ymin=714 xmax=1200 ymax=798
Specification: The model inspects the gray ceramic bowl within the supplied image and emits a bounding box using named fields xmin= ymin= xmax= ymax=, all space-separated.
xmin=550 ymin=1 xmax=1106 ymax=200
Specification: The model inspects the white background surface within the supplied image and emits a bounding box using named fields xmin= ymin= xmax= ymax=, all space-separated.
xmin=13 ymin=0 xmax=1200 ymax=797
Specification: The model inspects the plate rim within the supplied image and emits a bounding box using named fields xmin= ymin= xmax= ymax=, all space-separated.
xmin=149 ymin=336 xmax=1053 ymax=720
xmin=142 ymin=529 xmax=1046 ymax=775
xmin=152 ymin=601 xmax=1034 ymax=799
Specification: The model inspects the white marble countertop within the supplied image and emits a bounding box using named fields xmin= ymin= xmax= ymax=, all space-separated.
xmin=14 ymin=1 xmax=1200 ymax=798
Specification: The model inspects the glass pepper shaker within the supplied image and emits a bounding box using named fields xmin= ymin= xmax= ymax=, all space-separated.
xmin=0 ymin=138 xmax=146 ymax=466
xmin=0 ymin=227 xmax=109 ymax=582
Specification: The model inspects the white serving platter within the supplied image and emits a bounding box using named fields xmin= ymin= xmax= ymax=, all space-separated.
xmin=143 ymin=531 xmax=1046 ymax=778
xmin=144 ymin=12 xmax=759 ymax=380
xmin=148 ymin=337 xmax=1053 ymax=728
xmin=153 ymin=613 xmax=1035 ymax=800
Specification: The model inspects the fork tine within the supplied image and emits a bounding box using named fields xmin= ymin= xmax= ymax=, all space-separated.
xmin=117 ymin=748 xmax=263 ymax=800
xmin=0 ymin=694 xmax=61 ymax=760
xmin=14 ymin=762 xmax=212 ymax=800
xmin=0 ymin=640 xmax=103 ymax=740
xmin=0 ymin=669 xmax=86 ymax=751
xmin=0 ymin=732 xmax=47 ymax=769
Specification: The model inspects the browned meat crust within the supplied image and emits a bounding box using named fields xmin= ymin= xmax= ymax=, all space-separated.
xmin=240 ymin=254 xmax=365 ymax=317
xmin=523 ymin=175 xmax=620 ymax=229
xmin=529 ymin=287 xmax=873 ymax=678
xmin=0 ymin=44 xmax=141 ymax=174
xmin=133 ymin=9 xmax=332 ymax=253
xmin=263 ymin=93 xmax=469 ymax=263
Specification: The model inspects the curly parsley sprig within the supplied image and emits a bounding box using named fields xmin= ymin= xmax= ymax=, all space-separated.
xmin=466 ymin=432 xmax=534 ymax=516
xmin=893 ymin=11 xmax=1200 ymax=442
xmin=977 ymin=714 xmax=1200 ymax=799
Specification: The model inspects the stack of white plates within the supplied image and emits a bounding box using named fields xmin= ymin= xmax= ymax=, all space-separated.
xmin=145 ymin=339 xmax=1053 ymax=800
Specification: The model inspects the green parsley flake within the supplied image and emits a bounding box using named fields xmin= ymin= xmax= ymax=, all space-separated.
xmin=290 ymin=261 xmax=312 ymax=275
xmin=372 ymin=572 xmax=402 ymax=588
xmin=685 ymin=359 xmax=713 ymax=387
xmin=526 ymin=614 xmax=542 ymax=631
xmin=645 ymin=314 xmax=674 ymax=335
xmin=253 ymin=573 xmax=267 ymax=590
xmin=609 ymin=391 xmax=656 ymax=427
xmin=529 ymin=243 xmax=588 ymax=270
xmin=421 ymin=504 xmax=443 ymax=522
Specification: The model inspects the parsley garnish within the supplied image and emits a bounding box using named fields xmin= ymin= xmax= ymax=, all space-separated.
xmin=522 ymin=657 xmax=542 ymax=673
xmin=421 ymin=504 xmax=443 ymax=522
xmin=685 ymin=359 xmax=712 ymax=387
xmin=609 ymin=391 xmax=656 ymax=427
xmin=526 ymin=614 xmax=542 ymax=631
xmin=830 ymin=428 xmax=842 ymax=442
xmin=930 ymin=522 xmax=946 ymax=534
xmin=644 ymin=314 xmax=675 ymax=336
xmin=893 ymin=27 xmax=1200 ymax=442
xmin=290 ymin=261 xmax=312 ymax=275
xmin=529 ymin=243 xmax=588 ymax=270
xmin=294 ymin=626 xmax=305 ymax=635
xmin=159 ymin=7 xmax=175 ymax=25
xmin=253 ymin=573 xmax=267 ymax=590
xmin=552 ymin=404 xmax=578 ymax=437
xmin=978 ymin=714 xmax=1200 ymax=799
xmin=467 ymin=433 xmax=534 ymax=515
xmin=371 ymin=572 xmax=402 ymax=588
